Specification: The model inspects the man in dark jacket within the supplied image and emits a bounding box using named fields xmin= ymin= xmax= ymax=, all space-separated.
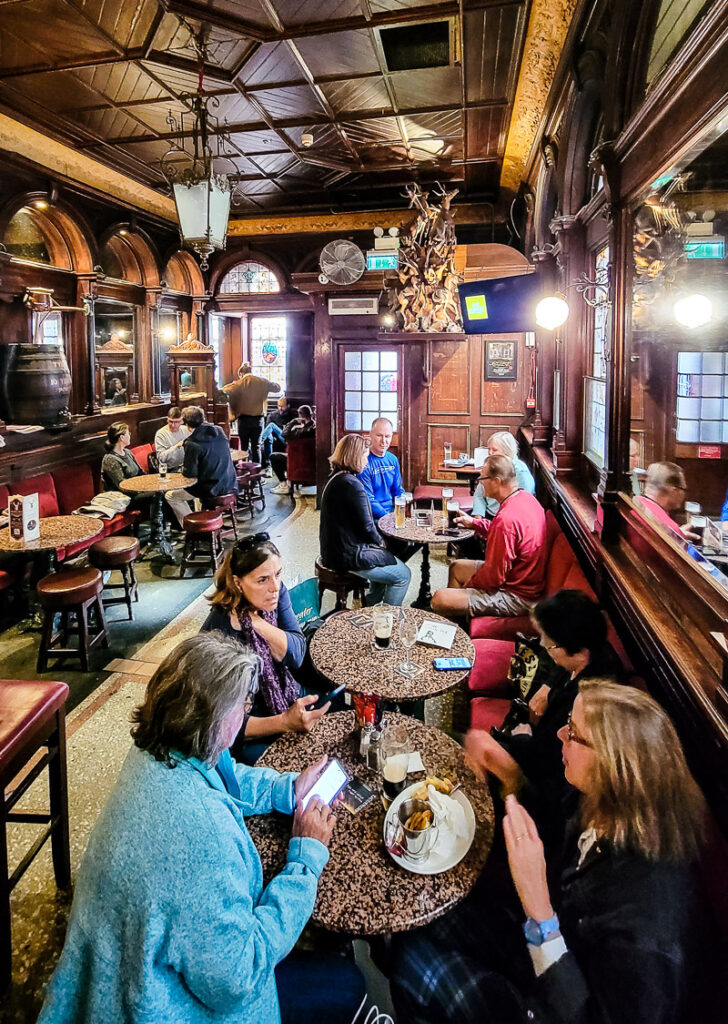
xmin=181 ymin=406 xmax=238 ymax=509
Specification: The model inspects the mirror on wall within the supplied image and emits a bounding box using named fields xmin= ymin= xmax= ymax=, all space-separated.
xmin=627 ymin=114 xmax=728 ymax=590
xmin=95 ymin=299 xmax=138 ymax=407
xmin=155 ymin=309 xmax=182 ymax=396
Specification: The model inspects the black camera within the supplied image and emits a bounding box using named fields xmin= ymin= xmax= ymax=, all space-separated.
xmin=491 ymin=697 xmax=530 ymax=742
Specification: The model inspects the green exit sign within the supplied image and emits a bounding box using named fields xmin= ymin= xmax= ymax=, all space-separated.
xmin=366 ymin=251 xmax=399 ymax=271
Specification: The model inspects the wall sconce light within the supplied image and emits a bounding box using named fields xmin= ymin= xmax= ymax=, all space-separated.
xmin=673 ymin=293 xmax=712 ymax=328
xmin=535 ymin=293 xmax=570 ymax=330
xmin=381 ymin=313 xmax=395 ymax=328
xmin=34 ymin=200 xmax=49 ymax=210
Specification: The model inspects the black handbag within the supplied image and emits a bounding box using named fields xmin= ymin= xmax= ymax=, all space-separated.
xmin=354 ymin=544 xmax=397 ymax=570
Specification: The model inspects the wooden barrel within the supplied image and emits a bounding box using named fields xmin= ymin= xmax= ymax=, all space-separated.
xmin=5 ymin=343 xmax=72 ymax=425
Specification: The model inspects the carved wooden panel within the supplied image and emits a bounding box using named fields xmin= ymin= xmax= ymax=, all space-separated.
xmin=427 ymin=423 xmax=471 ymax=483
xmin=427 ymin=339 xmax=471 ymax=415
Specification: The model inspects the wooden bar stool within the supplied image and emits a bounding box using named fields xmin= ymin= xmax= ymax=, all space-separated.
xmin=0 ymin=679 xmax=70 ymax=990
xmin=314 ymin=557 xmax=369 ymax=612
xmin=180 ymin=510 xmax=224 ymax=578
xmin=212 ymin=493 xmax=239 ymax=540
xmin=36 ymin=568 xmax=109 ymax=673
xmin=236 ymin=462 xmax=266 ymax=513
xmin=88 ymin=536 xmax=140 ymax=621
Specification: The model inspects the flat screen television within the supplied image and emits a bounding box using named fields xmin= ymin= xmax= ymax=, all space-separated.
xmin=458 ymin=273 xmax=541 ymax=334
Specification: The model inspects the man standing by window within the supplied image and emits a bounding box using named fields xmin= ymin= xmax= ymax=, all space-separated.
xmin=224 ymin=361 xmax=280 ymax=464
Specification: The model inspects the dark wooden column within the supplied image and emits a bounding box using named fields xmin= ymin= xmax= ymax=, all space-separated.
xmin=77 ymin=279 xmax=101 ymax=416
xmin=549 ymin=214 xmax=586 ymax=476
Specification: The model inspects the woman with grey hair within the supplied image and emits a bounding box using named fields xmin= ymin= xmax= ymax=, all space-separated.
xmin=472 ymin=430 xmax=536 ymax=518
xmin=38 ymin=632 xmax=364 ymax=1024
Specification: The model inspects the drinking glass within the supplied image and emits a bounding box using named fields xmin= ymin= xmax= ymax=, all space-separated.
xmin=398 ymin=610 xmax=419 ymax=677
xmin=372 ymin=606 xmax=394 ymax=651
xmin=382 ymin=722 xmax=411 ymax=800
xmin=441 ymin=487 xmax=453 ymax=518
xmin=447 ymin=499 xmax=460 ymax=528
xmin=443 ymin=441 xmax=452 ymax=462
xmin=394 ymin=495 xmax=406 ymax=529
xmin=404 ymin=492 xmax=414 ymax=518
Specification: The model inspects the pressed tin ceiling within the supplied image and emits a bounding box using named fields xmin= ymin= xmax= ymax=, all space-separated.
xmin=0 ymin=0 xmax=578 ymax=217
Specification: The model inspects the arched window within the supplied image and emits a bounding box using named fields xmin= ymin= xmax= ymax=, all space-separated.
xmin=646 ymin=0 xmax=706 ymax=88
xmin=3 ymin=207 xmax=71 ymax=268
xmin=219 ymin=261 xmax=281 ymax=294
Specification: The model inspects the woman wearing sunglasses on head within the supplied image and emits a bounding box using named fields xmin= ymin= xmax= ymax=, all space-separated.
xmin=391 ymin=681 xmax=706 ymax=1024
xmin=201 ymin=534 xmax=329 ymax=764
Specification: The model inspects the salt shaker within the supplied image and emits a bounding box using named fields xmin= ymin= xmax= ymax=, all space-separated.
xmin=367 ymin=728 xmax=382 ymax=773
xmin=359 ymin=722 xmax=372 ymax=760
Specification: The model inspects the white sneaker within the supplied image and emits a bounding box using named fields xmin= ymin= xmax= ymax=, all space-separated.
xmin=271 ymin=481 xmax=290 ymax=495
xmin=262 ymin=467 xmax=273 ymax=478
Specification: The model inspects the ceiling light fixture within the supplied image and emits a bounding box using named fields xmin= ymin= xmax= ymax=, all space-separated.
xmin=160 ymin=20 xmax=241 ymax=271
xmin=673 ymin=293 xmax=713 ymax=329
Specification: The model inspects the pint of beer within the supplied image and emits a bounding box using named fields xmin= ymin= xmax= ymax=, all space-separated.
xmin=404 ymin=492 xmax=414 ymax=518
xmin=395 ymin=495 xmax=406 ymax=528
xmin=441 ymin=487 xmax=453 ymax=517
xmin=447 ymin=499 xmax=460 ymax=529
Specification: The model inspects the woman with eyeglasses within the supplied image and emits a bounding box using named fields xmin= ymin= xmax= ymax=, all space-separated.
xmin=38 ymin=633 xmax=365 ymax=1024
xmin=391 ymin=680 xmax=706 ymax=1024
xmin=464 ymin=590 xmax=623 ymax=853
xmin=201 ymin=534 xmax=329 ymax=764
xmin=472 ymin=431 xmax=536 ymax=519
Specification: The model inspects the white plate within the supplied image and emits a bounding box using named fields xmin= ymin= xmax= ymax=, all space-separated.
xmin=383 ymin=781 xmax=476 ymax=875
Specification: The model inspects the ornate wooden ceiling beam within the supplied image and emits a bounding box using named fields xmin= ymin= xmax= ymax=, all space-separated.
xmin=227 ymin=201 xmax=494 ymax=235
xmin=0 ymin=51 xmax=140 ymax=79
xmin=144 ymin=50 xmax=234 ymax=84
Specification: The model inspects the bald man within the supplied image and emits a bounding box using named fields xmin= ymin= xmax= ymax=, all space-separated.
xmin=635 ymin=462 xmax=700 ymax=541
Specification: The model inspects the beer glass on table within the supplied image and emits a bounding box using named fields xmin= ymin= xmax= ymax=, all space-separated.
xmin=447 ymin=499 xmax=460 ymax=529
xmin=441 ymin=488 xmax=453 ymax=518
xmin=404 ymin=492 xmax=414 ymax=518
xmin=372 ymin=607 xmax=394 ymax=650
xmin=443 ymin=441 xmax=452 ymax=463
xmin=394 ymin=495 xmax=406 ymax=529
xmin=382 ymin=722 xmax=411 ymax=800
xmin=159 ymin=461 xmax=168 ymax=479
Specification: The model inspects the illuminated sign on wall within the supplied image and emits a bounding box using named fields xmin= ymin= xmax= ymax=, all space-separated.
xmin=465 ymin=294 xmax=489 ymax=319
xmin=366 ymin=251 xmax=399 ymax=271
xmin=685 ymin=239 xmax=725 ymax=259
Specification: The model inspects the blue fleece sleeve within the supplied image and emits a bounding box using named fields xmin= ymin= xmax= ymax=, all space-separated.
xmin=277 ymin=584 xmax=306 ymax=669
xmin=359 ymin=462 xmax=391 ymax=519
xmin=232 ymin=762 xmax=297 ymax=816
xmin=391 ymin=456 xmax=404 ymax=499
xmin=515 ymin=458 xmax=536 ymax=495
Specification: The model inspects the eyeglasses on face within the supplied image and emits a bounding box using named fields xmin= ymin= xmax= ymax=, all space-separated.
xmin=566 ymin=711 xmax=592 ymax=747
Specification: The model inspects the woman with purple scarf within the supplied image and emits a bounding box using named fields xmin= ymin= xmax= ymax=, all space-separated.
xmin=201 ymin=534 xmax=329 ymax=764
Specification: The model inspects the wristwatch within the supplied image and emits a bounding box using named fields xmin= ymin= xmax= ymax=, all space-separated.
xmin=523 ymin=914 xmax=560 ymax=946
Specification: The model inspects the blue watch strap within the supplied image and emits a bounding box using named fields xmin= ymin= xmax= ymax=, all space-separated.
xmin=523 ymin=914 xmax=560 ymax=946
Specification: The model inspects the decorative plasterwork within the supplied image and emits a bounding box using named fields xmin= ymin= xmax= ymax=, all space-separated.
xmin=228 ymin=204 xmax=494 ymax=237
xmin=0 ymin=114 xmax=176 ymax=223
xmin=500 ymin=0 xmax=579 ymax=195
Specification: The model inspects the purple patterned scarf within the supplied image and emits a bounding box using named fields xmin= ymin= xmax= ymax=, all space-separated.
xmin=237 ymin=607 xmax=300 ymax=715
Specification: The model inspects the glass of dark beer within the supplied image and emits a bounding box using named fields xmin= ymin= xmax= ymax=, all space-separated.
xmin=447 ymin=499 xmax=460 ymax=529
xmin=372 ymin=607 xmax=394 ymax=650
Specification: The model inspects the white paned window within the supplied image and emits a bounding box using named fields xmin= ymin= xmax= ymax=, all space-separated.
xmin=584 ymin=245 xmax=610 ymax=467
xmin=344 ymin=349 xmax=399 ymax=433
xmin=676 ymin=351 xmax=728 ymax=443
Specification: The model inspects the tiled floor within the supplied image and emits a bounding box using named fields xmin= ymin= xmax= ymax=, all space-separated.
xmin=2 ymin=495 xmax=453 ymax=1022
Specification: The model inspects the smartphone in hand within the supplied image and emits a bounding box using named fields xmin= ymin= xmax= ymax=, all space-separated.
xmin=309 ymin=684 xmax=346 ymax=712
xmin=300 ymin=757 xmax=350 ymax=810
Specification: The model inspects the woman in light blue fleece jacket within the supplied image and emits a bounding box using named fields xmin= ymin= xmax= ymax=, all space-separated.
xmin=37 ymin=633 xmax=364 ymax=1024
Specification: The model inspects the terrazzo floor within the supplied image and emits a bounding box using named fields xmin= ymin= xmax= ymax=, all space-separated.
xmin=2 ymin=495 xmax=453 ymax=1022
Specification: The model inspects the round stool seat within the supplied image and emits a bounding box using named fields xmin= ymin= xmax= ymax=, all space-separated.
xmin=184 ymin=510 xmax=224 ymax=534
xmin=89 ymin=535 xmax=140 ymax=569
xmin=315 ymin=556 xmax=366 ymax=588
xmin=214 ymin=493 xmax=237 ymax=510
xmin=37 ymin=567 xmax=103 ymax=608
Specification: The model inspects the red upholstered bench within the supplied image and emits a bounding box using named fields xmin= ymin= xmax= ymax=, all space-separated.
xmin=412 ymin=484 xmax=473 ymax=511
xmin=129 ymin=443 xmax=153 ymax=472
xmin=52 ymin=464 xmax=140 ymax=540
xmin=0 ymin=678 xmax=71 ymax=989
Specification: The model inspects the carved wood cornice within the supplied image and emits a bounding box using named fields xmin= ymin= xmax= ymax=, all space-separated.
xmin=228 ymin=204 xmax=496 ymax=237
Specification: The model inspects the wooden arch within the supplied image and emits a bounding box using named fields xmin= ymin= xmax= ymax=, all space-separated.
xmin=99 ymin=225 xmax=161 ymax=287
xmin=163 ymin=250 xmax=206 ymax=295
xmin=0 ymin=194 xmax=95 ymax=273
xmin=209 ymin=248 xmax=289 ymax=297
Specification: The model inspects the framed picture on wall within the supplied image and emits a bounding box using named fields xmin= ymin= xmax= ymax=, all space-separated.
xmin=484 ymin=339 xmax=518 ymax=381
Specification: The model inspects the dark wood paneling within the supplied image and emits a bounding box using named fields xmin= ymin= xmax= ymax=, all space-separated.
xmin=428 ymin=339 xmax=471 ymax=415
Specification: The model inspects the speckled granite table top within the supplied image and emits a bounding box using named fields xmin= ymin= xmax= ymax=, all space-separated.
xmin=248 ymin=711 xmax=493 ymax=935
xmin=119 ymin=473 xmax=196 ymax=494
xmin=378 ymin=512 xmax=473 ymax=545
xmin=309 ymin=606 xmax=475 ymax=700
xmin=0 ymin=515 xmax=103 ymax=552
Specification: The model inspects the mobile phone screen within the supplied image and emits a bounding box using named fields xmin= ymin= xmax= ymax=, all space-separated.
xmin=310 ymin=683 xmax=346 ymax=712
xmin=433 ymin=657 xmax=472 ymax=670
xmin=300 ymin=758 xmax=349 ymax=810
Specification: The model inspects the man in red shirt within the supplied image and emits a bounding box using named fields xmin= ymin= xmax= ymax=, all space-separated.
xmin=634 ymin=462 xmax=700 ymax=541
xmin=432 ymin=454 xmax=547 ymax=618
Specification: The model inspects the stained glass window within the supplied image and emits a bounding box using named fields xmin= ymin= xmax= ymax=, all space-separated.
xmin=343 ymin=350 xmax=398 ymax=432
xmin=219 ymin=261 xmax=281 ymax=294
xmin=251 ymin=316 xmax=287 ymax=392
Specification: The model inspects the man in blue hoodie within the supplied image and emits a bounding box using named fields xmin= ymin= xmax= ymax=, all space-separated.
xmin=359 ymin=417 xmax=416 ymax=562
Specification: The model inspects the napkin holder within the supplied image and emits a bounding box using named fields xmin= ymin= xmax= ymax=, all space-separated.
xmin=9 ymin=492 xmax=40 ymax=543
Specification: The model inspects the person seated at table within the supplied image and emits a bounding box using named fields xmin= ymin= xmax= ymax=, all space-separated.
xmin=390 ymin=680 xmax=706 ymax=1024
xmin=100 ymin=421 xmax=143 ymax=491
xmin=37 ymin=632 xmax=365 ymax=1024
xmin=635 ymin=461 xmax=700 ymax=541
xmin=464 ymin=589 xmax=623 ymax=853
xmin=359 ymin=417 xmax=417 ymax=563
xmin=261 ymin=396 xmax=298 ymax=472
xmin=107 ymin=377 xmax=128 ymax=406
xmin=179 ymin=404 xmax=238 ymax=512
xmin=321 ymin=433 xmax=411 ymax=606
xmin=431 ymin=454 xmax=546 ymax=619
xmin=154 ymin=406 xmax=189 ymax=472
xmin=472 ymin=431 xmax=535 ymax=519
xmin=270 ymin=405 xmax=317 ymax=495
xmin=201 ymin=535 xmax=330 ymax=764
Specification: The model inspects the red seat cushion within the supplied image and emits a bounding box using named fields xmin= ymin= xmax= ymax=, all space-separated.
xmin=413 ymin=485 xmax=473 ymax=510
xmin=102 ymin=509 xmax=142 ymax=537
xmin=470 ymin=696 xmax=512 ymax=733
xmin=0 ymin=679 xmax=69 ymax=778
xmin=129 ymin=444 xmax=153 ymax=473
xmin=0 ymin=483 xmax=9 ymax=512
xmin=470 ymin=615 xmax=534 ymax=641
xmin=12 ymin=474 xmax=60 ymax=518
xmin=468 ymin=639 xmax=515 ymax=696
xmin=52 ymin=464 xmax=95 ymax=515
xmin=287 ymin=437 xmax=316 ymax=486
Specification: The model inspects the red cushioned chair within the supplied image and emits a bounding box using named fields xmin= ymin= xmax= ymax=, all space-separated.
xmin=412 ymin=484 xmax=473 ymax=512
xmin=287 ymin=436 xmax=316 ymax=497
xmin=0 ymin=678 xmax=71 ymax=989
xmin=129 ymin=444 xmax=153 ymax=473
xmin=13 ymin=474 xmax=60 ymax=518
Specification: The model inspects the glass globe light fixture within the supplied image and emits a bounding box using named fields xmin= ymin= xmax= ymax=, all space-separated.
xmin=673 ymin=293 xmax=712 ymax=329
xmin=535 ymin=293 xmax=570 ymax=330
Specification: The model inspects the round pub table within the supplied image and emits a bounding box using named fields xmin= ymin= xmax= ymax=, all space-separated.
xmin=378 ymin=511 xmax=474 ymax=608
xmin=247 ymin=710 xmax=493 ymax=936
xmin=309 ymin=605 xmax=474 ymax=703
xmin=120 ymin=473 xmax=196 ymax=562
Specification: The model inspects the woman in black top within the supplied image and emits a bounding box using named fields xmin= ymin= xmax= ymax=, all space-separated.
xmin=391 ymin=681 xmax=706 ymax=1024
xmin=100 ymin=422 xmax=143 ymax=491
xmin=319 ymin=433 xmax=410 ymax=605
